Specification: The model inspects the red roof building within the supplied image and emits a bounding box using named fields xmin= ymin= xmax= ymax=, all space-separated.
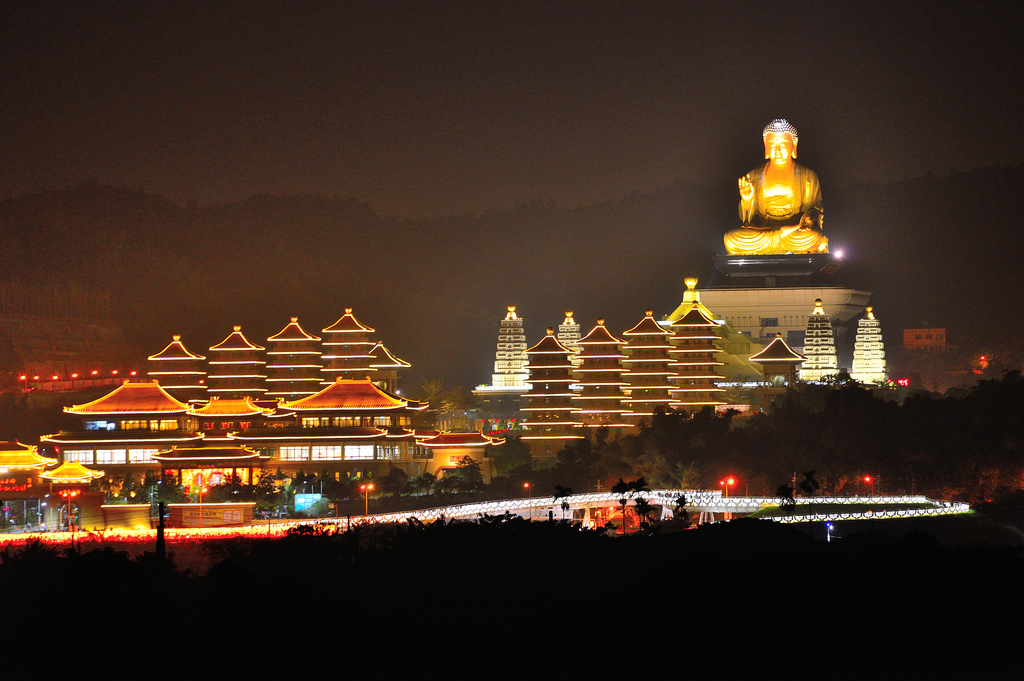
xmin=750 ymin=333 xmax=805 ymax=411
xmin=44 ymin=381 xmax=200 ymax=467
xmin=207 ymin=326 xmax=267 ymax=398
xmin=522 ymin=328 xmax=582 ymax=455
xmin=146 ymin=335 xmax=207 ymax=401
xmin=574 ymin=319 xmax=631 ymax=428
xmin=265 ymin=317 xmax=323 ymax=400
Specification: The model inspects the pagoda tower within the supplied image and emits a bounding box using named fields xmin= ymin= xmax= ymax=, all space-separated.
xmin=621 ymin=309 xmax=678 ymax=424
xmin=751 ymin=333 xmax=805 ymax=410
xmin=574 ymin=319 xmax=630 ymax=428
xmin=491 ymin=306 xmax=529 ymax=388
xmin=320 ymin=308 xmax=377 ymax=383
xmin=521 ymin=328 xmax=581 ymax=455
xmin=207 ymin=326 xmax=267 ymax=398
xmin=851 ymin=306 xmax=887 ymax=384
xmin=146 ymin=335 xmax=207 ymax=401
xmin=265 ymin=317 xmax=323 ymax=400
xmin=556 ymin=311 xmax=583 ymax=369
xmin=799 ymin=299 xmax=838 ymax=382
xmin=668 ymin=302 xmax=726 ymax=414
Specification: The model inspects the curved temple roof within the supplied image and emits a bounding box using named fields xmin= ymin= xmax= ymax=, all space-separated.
xmin=64 ymin=381 xmax=189 ymax=415
xmin=281 ymin=377 xmax=426 ymax=411
xmin=148 ymin=335 xmax=206 ymax=361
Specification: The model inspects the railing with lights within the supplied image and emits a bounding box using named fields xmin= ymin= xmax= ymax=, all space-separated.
xmin=0 ymin=491 xmax=970 ymax=547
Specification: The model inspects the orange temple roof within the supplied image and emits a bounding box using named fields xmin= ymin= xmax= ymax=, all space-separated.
xmin=187 ymin=396 xmax=271 ymax=417
xmin=268 ymin=317 xmax=321 ymax=342
xmin=322 ymin=308 xmax=374 ymax=334
xmin=750 ymin=335 xmax=806 ymax=363
xmin=64 ymin=381 xmax=189 ymax=414
xmin=0 ymin=441 xmax=57 ymax=470
xmin=419 ymin=432 xmax=505 ymax=448
xmin=152 ymin=445 xmax=266 ymax=463
xmin=148 ymin=335 xmax=206 ymax=361
xmin=40 ymin=461 xmax=104 ymax=483
xmin=578 ymin=319 xmax=624 ymax=345
xmin=281 ymin=378 xmax=426 ymax=411
xmin=670 ymin=302 xmax=719 ymax=328
xmin=623 ymin=310 xmax=672 ymax=336
xmin=526 ymin=329 xmax=574 ymax=355
xmin=210 ymin=326 xmax=265 ymax=351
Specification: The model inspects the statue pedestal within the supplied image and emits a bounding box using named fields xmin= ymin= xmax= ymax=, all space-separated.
xmin=711 ymin=253 xmax=839 ymax=287
xmin=667 ymin=254 xmax=870 ymax=373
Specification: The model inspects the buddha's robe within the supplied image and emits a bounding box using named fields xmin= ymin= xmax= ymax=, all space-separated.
xmin=724 ymin=162 xmax=828 ymax=255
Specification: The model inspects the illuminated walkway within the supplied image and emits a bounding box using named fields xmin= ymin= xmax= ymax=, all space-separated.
xmin=0 ymin=490 xmax=970 ymax=547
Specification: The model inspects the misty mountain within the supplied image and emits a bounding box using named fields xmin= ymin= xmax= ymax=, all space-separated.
xmin=1 ymin=164 xmax=1020 ymax=388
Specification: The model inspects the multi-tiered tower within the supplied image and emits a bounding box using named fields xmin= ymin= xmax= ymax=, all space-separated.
xmin=146 ymin=335 xmax=207 ymax=402
xmin=850 ymin=306 xmax=887 ymax=384
xmin=207 ymin=326 xmax=267 ymax=398
xmin=265 ymin=318 xmax=323 ymax=400
xmin=557 ymin=311 xmax=582 ymax=369
xmin=491 ymin=306 xmax=529 ymax=388
xmin=799 ymin=299 xmax=838 ymax=382
xmin=320 ymin=309 xmax=377 ymax=384
xmin=574 ymin=319 xmax=630 ymax=429
xmin=621 ymin=310 xmax=677 ymax=424
xmin=669 ymin=302 xmax=726 ymax=413
xmin=521 ymin=328 xmax=581 ymax=455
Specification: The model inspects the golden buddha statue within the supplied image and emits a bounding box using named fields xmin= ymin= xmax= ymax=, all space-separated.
xmin=724 ymin=119 xmax=828 ymax=255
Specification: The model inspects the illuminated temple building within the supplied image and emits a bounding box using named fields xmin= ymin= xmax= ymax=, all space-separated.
xmin=265 ymin=317 xmax=322 ymax=399
xmin=850 ymin=307 xmax=887 ymax=384
xmin=40 ymin=309 xmax=443 ymax=482
xmin=798 ymin=299 xmax=839 ymax=382
xmin=668 ymin=302 xmax=726 ymax=413
xmin=750 ymin=333 xmax=805 ymax=410
xmin=557 ymin=311 xmax=582 ymax=369
xmin=43 ymin=378 xmax=429 ymax=481
xmin=207 ymin=326 xmax=267 ymax=398
xmin=574 ymin=319 xmax=630 ymax=428
xmin=320 ymin=308 xmax=377 ymax=383
xmin=146 ymin=335 xmax=207 ymax=401
xmin=473 ymin=306 xmax=530 ymax=432
xmin=491 ymin=306 xmax=529 ymax=389
xmin=621 ymin=310 xmax=677 ymax=423
xmin=522 ymin=328 xmax=582 ymax=455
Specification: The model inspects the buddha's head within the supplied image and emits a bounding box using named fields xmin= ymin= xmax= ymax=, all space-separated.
xmin=762 ymin=118 xmax=798 ymax=165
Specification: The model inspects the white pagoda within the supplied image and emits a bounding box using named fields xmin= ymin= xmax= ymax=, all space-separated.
xmin=491 ymin=306 xmax=529 ymax=388
xmin=799 ymin=299 xmax=838 ymax=382
xmin=850 ymin=306 xmax=887 ymax=384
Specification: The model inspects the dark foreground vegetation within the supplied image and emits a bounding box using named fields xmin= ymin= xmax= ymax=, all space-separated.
xmin=3 ymin=515 xmax=1021 ymax=676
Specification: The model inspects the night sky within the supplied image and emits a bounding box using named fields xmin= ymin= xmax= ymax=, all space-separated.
xmin=2 ymin=2 xmax=1022 ymax=388
xmin=4 ymin=2 xmax=1020 ymax=216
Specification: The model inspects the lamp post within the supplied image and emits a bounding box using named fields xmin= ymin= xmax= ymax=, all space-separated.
xmin=359 ymin=483 xmax=374 ymax=516
xmin=719 ymin=476 xmax=735 ymax=498
xmin=523 ymin=482 xmax=532 ymax=520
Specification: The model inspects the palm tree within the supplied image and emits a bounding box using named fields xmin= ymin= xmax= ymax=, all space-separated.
xmin=553 ymin=485 xmax=573 ymax=520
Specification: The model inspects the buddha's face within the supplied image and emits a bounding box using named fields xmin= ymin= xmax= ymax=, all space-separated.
xmin=764 ymin=132 xmax=796 ymax=165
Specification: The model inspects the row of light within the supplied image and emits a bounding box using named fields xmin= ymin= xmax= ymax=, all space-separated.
xmin=19 ymin=369 xmax=139 ymax=382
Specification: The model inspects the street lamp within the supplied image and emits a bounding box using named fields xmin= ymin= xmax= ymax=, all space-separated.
xmin=359 ymin=483 xmax=374 ymax=516
xmin=863 ymin=475 xmax=874 ymax=497
xmin=719 ymin=477 xmax=736 ymax=498
xmin=523 ymin=482 xmax=532 ymax=520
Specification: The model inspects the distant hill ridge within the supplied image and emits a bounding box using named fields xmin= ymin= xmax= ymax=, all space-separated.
xmin=1 ymin=163 xmax=1020 ymax=386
